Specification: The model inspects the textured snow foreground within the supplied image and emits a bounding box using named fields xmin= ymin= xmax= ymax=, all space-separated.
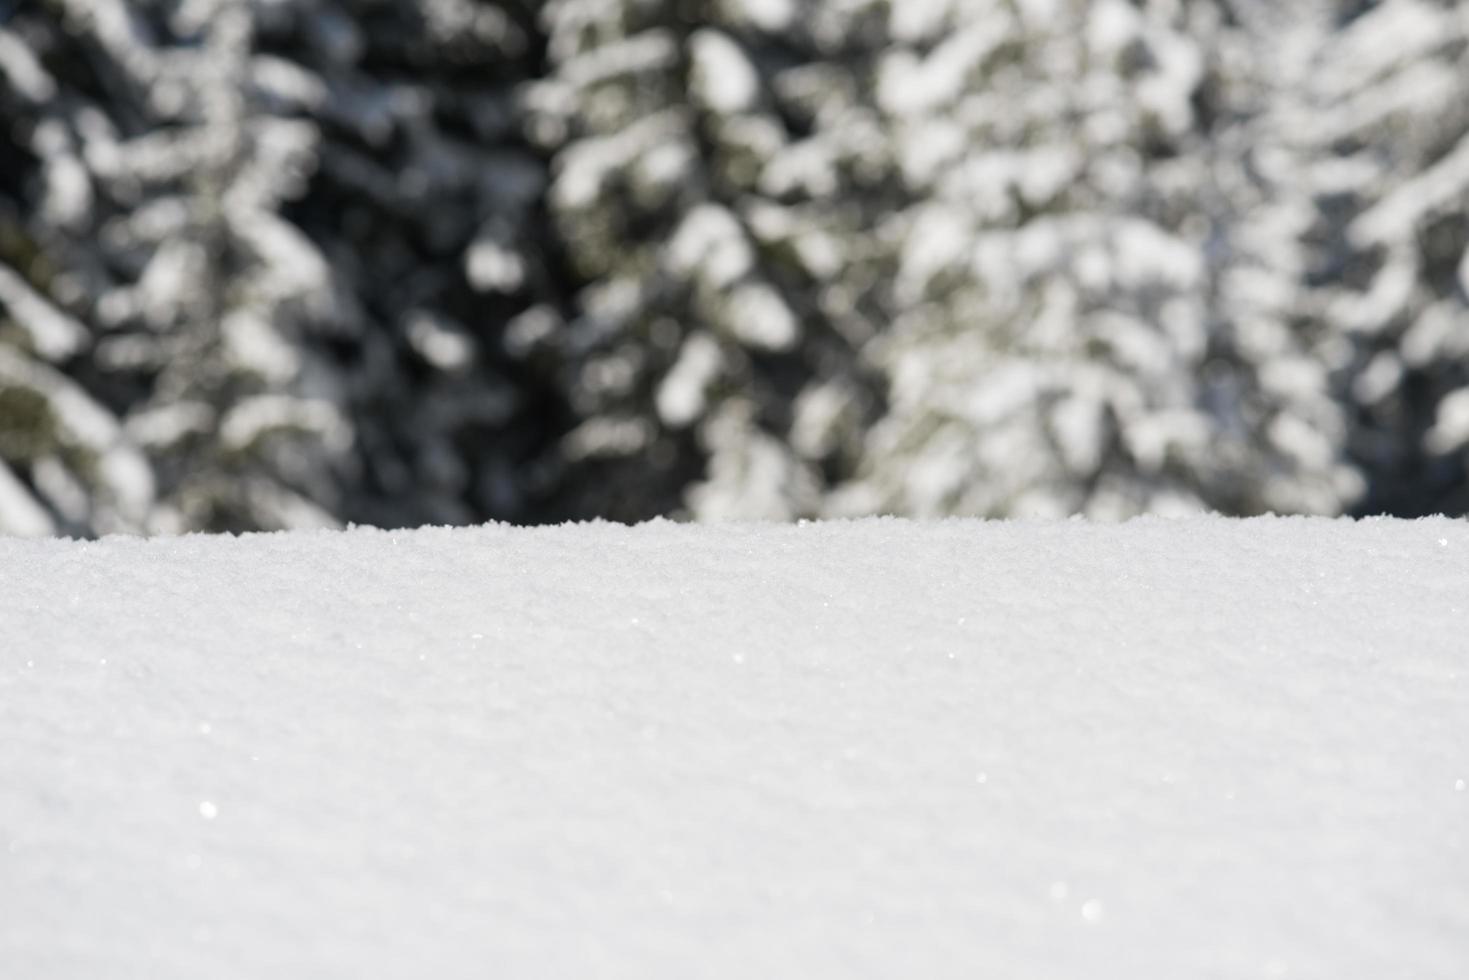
xmin=2 ymin=519 xmax=1467 ymax=979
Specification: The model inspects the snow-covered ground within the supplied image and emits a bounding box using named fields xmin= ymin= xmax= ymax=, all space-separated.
xmin=2 ymin=518 xmax=1467 ymax=979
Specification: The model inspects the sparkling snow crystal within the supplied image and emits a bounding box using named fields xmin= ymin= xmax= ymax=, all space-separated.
xmin=2 ymin=518 xmax=1467 ymax=978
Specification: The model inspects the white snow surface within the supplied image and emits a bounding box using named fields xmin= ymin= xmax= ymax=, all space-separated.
xmin=2 ymin=518 xmax=1467 ymax=979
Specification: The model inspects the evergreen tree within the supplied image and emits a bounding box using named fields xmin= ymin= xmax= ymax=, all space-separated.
xmin=0 ymin=0 xmax=550 ymax=533
xmin=3 ymin=0 xmax=1467 ymax=535
xmin=257 ymin=0 xmax=556 ymax=527
xmin=831 ymin=0 xmax=1361 ymax=519
xmin=1299 ymin=0 xmax=1469 ymax=515
xmin=530 ymin=0 xmax=894 ymax=520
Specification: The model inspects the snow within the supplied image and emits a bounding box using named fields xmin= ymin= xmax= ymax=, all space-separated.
xmin=552 ymin=111 xmax=685 ymax=210
xmin=1349 ymin=132 xmax=1469 ymax=248
xmin=464 ymin=237 xmax=528 ymax=295
xmin=555 ymin=30 xmax=678 ymax=90
xmin=217 ymin=394 xmax=348 ymax=455
xmin=724 ymin=281 xmax=799 ymax=351
xmin=0 ymin=349 xmax=155 ymax=526
xmin=689 ymin=30 xmax=759 ymax=115
xmin=666 ymin=204 xmax=754 ymax=291
xmin=406 ymin=311 xmax=478 ymax=373
xmin=0 ymin=28 xmax=58 ymax=103
xmin=878 ymin=16 xmax=1013 ymax=116
xmin=726 ymin=0 xmax=795 ymax=33
xmin=656 ymin=332 xmax=722 ymax=428
xmin=222 ymin=310 xmax=301 ymax=384
xmin=0 ymin=461 xmax=54 ymax=536
xmin=2 ymin=518 xmax=1467 ymax=978
xmin=0 ymin=266 xmax=89 ymax=362
xmin=1427 ymin=388 xmax=1469 ymax=454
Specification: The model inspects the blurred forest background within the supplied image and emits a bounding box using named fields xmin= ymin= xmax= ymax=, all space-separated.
xmin=1 ymin=0 xmax=1467 ymax=535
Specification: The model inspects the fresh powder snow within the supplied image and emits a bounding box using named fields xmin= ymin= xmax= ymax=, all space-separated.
xmin=2 ymin=518 xmax=1467 ymax=978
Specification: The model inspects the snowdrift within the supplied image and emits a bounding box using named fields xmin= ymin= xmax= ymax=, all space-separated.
xmin=2 ymin=518 xmax=1467 ymax=978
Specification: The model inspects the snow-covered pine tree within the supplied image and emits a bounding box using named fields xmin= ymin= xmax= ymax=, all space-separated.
xmin=6 ymin=0 xmax=1465 ymax=534
xmin=254 ymin=0 xmax=557 ymax=527
xmin=528 ymin=0 xmax=894 ymax=521
xmin=0 ymin=2 xmax=164 ymax=535
xmin=830 ymin=0 xmax=1362 ymax=519
xmin=1298 ymin=0 xmax=1469 ymax=516
xmin=0 ymin=0 xmax=358 ymax=533
xmin=0 ymin=0 xmax=551 ymax=533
